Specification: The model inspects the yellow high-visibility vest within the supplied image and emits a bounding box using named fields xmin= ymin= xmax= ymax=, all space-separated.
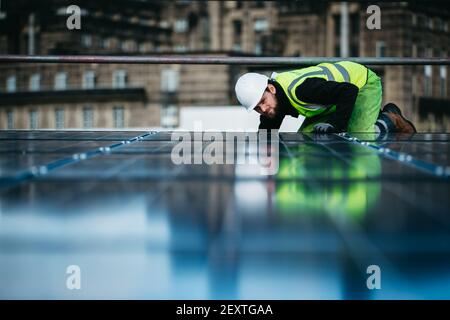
xmin=273 ymin=61 xmax=369 ymax=117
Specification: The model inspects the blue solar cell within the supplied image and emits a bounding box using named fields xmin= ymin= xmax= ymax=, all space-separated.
xmin=0 ymin=131 xmax=449 ymax=299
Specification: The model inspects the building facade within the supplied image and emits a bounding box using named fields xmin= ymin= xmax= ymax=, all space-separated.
xmin=0 ymin=0 xmax=449 ymax=131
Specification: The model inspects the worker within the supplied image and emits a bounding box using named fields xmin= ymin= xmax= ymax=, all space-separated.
xmin=234 ymin=61 xmax=416 ymax=134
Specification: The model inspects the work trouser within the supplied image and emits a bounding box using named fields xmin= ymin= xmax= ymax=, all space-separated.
xmin=299 ymin=69 xmax=382 ymax=133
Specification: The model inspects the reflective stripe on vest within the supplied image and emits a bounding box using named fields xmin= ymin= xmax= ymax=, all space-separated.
xmin=320 ymin=61 xmax=368 ymax=88
xmin=333 ymin=63 xmax=350 ymax=82
xmin=275 ymin=61 xmax=368 ymax=117
xmin=286 ymin=63 xmax=352 ymax=109
xmin=319 ymin=66 xmax=335 ymax=81
xmin=287 ymin=63 xmax=364 ymax=110
xmin=287 ymin=70 xmax=324 ymax=107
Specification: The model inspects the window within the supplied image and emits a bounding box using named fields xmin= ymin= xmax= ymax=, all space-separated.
xmin=161 ymin=105 xmax=178 ymax=128
xmin=174 ymin=19 xmax=188 ymax=33
xmin=82 ymin=71 xmax=96 ymax=89
xmin=233 ymin=20 xmax=242 ymax=36
xmin=128 ymin=40 xmax=137 ymax=52
xmin=120 ymin=40 xmax=127 ymax=51
xmin=113 ymin=70 xmax=127 ymax=88
xmin=424 ymin=65 xmax=433 ymax=96
xmin=254 ymin=0 xmax=265 ymax=8
xmin=55 ymin=108 xmax=65 ymax=129
xmin=412 ymin=13 xmax=417 ymax=26
xmin=101 ymin=38 xmax=111 ymax=49
xmin=332 ymin=13 xmax=343 ymax=56
xmin=81 ymin=35 xmax=92 ymax=48
xmin=417 ymin=15 xmax=426 ymax=28
xmin=29 ymin=73 xmax=41 ymax=91
xmin=417 ymin=46 xmax=425 ymax=57
xmin=7 ymin=75 xmax=16 ymax=92
xmin=83 ymin=106 xmax=94 ymax=128
xmin=376 ymin=41 xmax=386 ymax=57
xmin=440 ymin=66 xmax=447 ymax=98
xmin=428 ymin=17 xmax=434 ymax=29
xmin=7 ymin=110 xmax=14 ymax=129
xmin=138 ymin=42 xmax=148 ymax=53
xmin=174 ymin=45 xmax=187 ymax=52
xmin=120 ymin=40 xmax=136 ymax=52
xmin=113 ymin=106 xmax=124 ymax=128
xmin=254 ymin=42 xmax=262 ymax=55
xmin=233 ymin=43 xmax=242 ymax=52
xmin=139 ymin=19 xmax=151 ymax=27
xmin=200 ymin=17 xmax=210 ymax=50
xmin=350 ymin=13 xmax=360 ymax=57
xmin=233 ymin=20 xmax=242 ymax=51
xmin=0 ymin=1 xmax=6 ymax=20
xmin=412 ymin=44 xmax=418 ymax=57
xmin=436 ymin=18 xmax=444 ymax=31
xmin=54 ymin=72 xmax=67 ymax=90
xmin=161 ymin=69 xmax=179 ymax=93
xmin=56 ymin=7 xmax=67 ymax=15
xmin=29 ymin=109 xmax=38 ymax=129
xmin=333 ymin=14 xmax=341 ymax=37
xmin=254 ymin=18 xmax=268 ymax=32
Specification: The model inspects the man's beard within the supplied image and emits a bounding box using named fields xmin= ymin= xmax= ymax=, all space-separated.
xmin=267 ymin=100 xmax=278 ymax=118
xmin=267 ymin=109 xmax=277 ymax=118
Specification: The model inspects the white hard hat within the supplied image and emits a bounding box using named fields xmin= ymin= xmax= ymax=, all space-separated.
xmin=235 ymin=73 xmax=269 ymax=112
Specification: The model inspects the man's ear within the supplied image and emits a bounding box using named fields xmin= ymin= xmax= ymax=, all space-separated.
xmin=267 ymin=83 xmax=276 ymax=94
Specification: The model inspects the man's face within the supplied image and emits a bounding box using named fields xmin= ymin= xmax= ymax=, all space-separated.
xmin=254 ymin=84 xmax=278 ymax=118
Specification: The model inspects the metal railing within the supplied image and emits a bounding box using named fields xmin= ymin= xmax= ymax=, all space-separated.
xmin=0 ymin=55 xmax=449 ymax=65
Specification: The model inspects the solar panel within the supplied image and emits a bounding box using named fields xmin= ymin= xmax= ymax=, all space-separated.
xmin=0 ymin=131 xmax=449 ymax=299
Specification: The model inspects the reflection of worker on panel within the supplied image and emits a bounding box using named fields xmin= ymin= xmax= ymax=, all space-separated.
xmin=276 ymin=142 xmax=382 ymax=219
xmin=235 ymin=61 xmax=416 ymax=135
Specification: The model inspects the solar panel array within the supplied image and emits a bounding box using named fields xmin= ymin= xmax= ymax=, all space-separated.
xmin=0 ymin=131 xmax=449 ymax=299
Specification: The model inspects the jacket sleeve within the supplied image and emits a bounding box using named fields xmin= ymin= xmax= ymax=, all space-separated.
xmin=295 ymin=77 xmax=359 ymax=131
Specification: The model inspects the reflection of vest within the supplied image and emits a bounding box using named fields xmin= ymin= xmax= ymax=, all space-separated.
xmin=276 ymin=143 xmax=381 ymax=219
xmin=273 ymin=61 xmax=369 ymax=117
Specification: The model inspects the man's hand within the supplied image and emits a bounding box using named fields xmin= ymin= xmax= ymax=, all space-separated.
xmin=313 ymin=123 xmax=336 ymax=133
